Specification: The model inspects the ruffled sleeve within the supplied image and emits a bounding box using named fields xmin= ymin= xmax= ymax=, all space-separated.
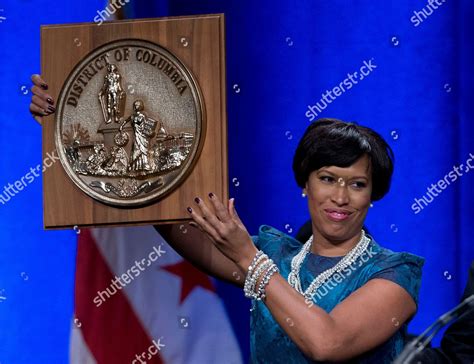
xmin=253 ymin=225 xmax=282 ymax=250
xmin=368 ymin=251 xmax=425 ymax=307
xmin=251 ymin=225 xmax=301 ymax=266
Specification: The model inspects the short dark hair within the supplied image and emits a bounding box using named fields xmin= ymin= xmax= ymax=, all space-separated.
xmin=292 ymin=118 xmax=394 ymax=201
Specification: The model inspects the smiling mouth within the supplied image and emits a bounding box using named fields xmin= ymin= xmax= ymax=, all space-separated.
xmin=324 ymin=209 xmax=353 ymax=222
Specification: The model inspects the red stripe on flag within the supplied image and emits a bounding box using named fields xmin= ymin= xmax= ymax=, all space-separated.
xmin=75 ymin=229 xmax=164 ymax=364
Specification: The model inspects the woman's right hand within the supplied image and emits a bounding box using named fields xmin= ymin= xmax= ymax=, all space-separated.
xmin=29 ymin=74 xmax=56 ymax=125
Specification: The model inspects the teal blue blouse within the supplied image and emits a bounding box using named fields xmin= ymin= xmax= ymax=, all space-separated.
xmin=250 ymin=225 xmax=424 ymax=363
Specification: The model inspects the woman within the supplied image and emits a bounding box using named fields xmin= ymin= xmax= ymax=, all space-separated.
xmin=30 ymin=74 xmax=424 ymax=363
xmin=119 ymin=99 xmax=155 ymax=172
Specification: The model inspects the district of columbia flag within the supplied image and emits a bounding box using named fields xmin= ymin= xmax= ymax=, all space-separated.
xmin=69 ymin=225 xmax=243 ymax=364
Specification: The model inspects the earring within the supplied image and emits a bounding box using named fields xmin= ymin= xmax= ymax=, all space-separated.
xmin=301 ymin=191 xmax=306 ymax=197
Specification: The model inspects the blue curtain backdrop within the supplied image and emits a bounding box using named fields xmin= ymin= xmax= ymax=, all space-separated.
xmin=0 ymin=1 xmax=105 ymax=363
xmin=1 ymin=0 xmax=473 ymax=363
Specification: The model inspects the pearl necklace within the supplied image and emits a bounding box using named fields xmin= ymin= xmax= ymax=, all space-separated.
xmin=287 ymin=230 xmax=371 ymax=301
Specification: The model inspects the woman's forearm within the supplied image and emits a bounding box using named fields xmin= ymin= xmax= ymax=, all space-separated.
xmin=154 ymin=224 xmax=245 ymax=287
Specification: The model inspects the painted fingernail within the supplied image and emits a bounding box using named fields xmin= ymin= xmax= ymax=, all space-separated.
xmin=41 ymin=83 xmax=48 ymax=90
xmin=48 ymin=105 xmax=56 ymax=113
xmin=208 ymin=192 xmax=214 ymax=198
xmin=47 ymin=97 xmax=54 ymax=105
xmin=194 ymin=197 xmax=200 ymax=204
xmin=187 ymin=207 xmax=193 ymax=213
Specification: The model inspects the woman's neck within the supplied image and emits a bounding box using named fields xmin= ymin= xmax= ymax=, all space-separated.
xmin=310 ymin=230 xmax=363 ymax=257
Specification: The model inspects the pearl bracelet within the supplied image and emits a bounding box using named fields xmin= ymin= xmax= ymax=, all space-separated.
xmin=243 ymin=250 xmax=279 ymax=301
xmin=246 ymin=258 xmax=273 ymax=299
xmin=256 ymin=264 xmax=279 ymax=300
xmin=248 ymin=250 xmax=264 ymax=274
xmin=244 ymin=251 xmax=268 ymax=297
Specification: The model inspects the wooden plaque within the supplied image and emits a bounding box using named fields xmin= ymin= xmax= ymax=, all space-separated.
xmin=41 ymin=14 xmax=227 ymax=229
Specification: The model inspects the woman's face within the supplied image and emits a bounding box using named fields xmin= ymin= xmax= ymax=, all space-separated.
xmin=304 ymin=154 xmax=372 ymax=244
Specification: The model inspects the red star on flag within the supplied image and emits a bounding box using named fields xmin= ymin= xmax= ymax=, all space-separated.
xmin=161 ymin=260 xmax=215 ymax=304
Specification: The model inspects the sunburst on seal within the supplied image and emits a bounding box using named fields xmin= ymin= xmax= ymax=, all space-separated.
xmin=63 ymin=123 xmax=91 ymax=145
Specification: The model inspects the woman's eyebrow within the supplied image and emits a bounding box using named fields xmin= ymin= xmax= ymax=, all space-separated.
xmin=318 ymin=169 xmax=369 ymax=180
xmin=317 ymin=168 xmax=335 ymax=175
xmin=351 ymin=176 xmax=369 ymax=181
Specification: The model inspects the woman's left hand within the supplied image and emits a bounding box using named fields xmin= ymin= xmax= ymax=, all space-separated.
xmin=187 ymin=193 xmax=258 ymax=273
